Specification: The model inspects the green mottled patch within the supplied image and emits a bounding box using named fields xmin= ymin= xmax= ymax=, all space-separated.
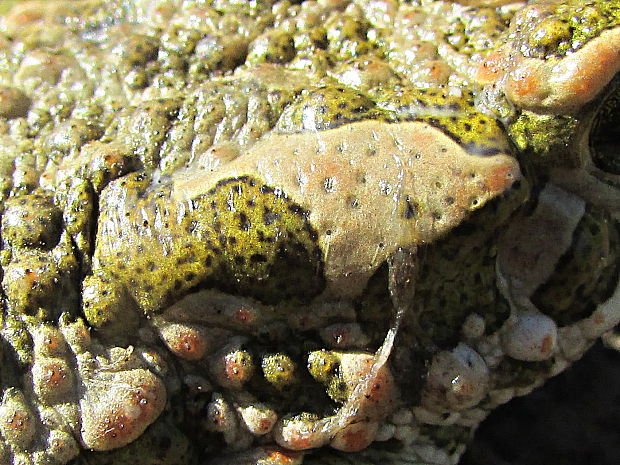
xmin=307 ymin=350 xmax=349 ymax=403
xmin=204 ymin=177 xmax=324 ymax=303
xmin=275 ymin=85 xmax=389 ymax=133
xmin=508 ymin=111 xmax=579 ymax=169
xmin=1 ymin=232 xmax=78 ymax=321
xmin=325 ymin=14 xmax=372 ymax=60
xmin=262 ymin=353 xmax=299 ymax=390
xmin=294 ymin=27 xmax=329 ymax=52
xmin=247 ymin=30 xmax=296 ymax=65
xmin=524 ymin=0 xmax=620 ymax=58
xmin=82 ymin=273 xmax=139 ymax=333
xmin=1 ymin=192 xmax=62 ymax=250
xmin=443 ymin=7 xmax=509 ymax=56
xmin=114 ymin=33 xmax=159 ymax=70
xmin=532 ymin=208 xmax=620 ymax=326
xmin=1 ymin=313 xmax=33 ymax=366
xmin=92 ymin=175 xmax=324 ymax=317
xmin=414 ymin=190 xmax=527 ymax=348
xmin=375 ymin=87 xmax=512 ymax=156
xmin=117 ymin=98 xmax=182 ymax=169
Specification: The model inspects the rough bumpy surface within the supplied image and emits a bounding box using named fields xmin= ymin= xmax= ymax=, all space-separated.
xmin=0 ymin=1 xmax=618 ymax=464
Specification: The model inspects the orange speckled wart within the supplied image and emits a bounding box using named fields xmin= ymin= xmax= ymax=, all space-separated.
xmin=0 ymin=1 xmax=618 ymax=465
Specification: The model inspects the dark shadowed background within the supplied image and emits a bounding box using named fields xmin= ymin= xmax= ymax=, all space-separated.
xmin=462 ymin=341 xmax=620 ymax=465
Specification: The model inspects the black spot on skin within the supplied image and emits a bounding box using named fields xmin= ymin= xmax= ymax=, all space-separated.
xmin=238 ymin=212 xmax=251 ymax=231
xmin=288 ymin=204 xmax=306 ymax=216
xmin=404 ymin=196 xmax=418 ymax=220
xmin=234 ymin=256 xmax=246 ymax=266
xmin=263 ymin=209 xmax=281 ymax=226
xmin=308 ymin=229 xmax=319 ymax=242
xmin=260 ymin=185 xmax=275 ymax=195
xmin=186 ymin=221 xmax=198 ymax=234
xmin=250 ymin=254 xmax=267 ymax=263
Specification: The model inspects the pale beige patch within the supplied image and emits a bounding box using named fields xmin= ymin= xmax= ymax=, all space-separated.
xmin=174 ymin=120 xmax=520 ymax=296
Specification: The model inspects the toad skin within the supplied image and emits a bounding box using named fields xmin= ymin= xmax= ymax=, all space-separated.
xmin=0 ymin=1 xmax=619 ymax=465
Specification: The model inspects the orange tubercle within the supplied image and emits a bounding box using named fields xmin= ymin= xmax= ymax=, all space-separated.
xmin=330 ymin=421 xmax=378 ymax=452
xmin=168 ymin=328 xmax=208 ymax=360
xmin=476 ymin=50 xmax=508 ymax=84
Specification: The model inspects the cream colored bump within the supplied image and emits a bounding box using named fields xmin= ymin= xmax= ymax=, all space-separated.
xmin=79 ymin=369 xmax=166 ymax=451
xmin=330 ymin=420 xmax=379 ymax=452
xmin=237 ymin=402 xmax=278 ymax=436
xmin=501 ymin=310 xmax=558 ymax=362
xmin=173 ymin=120 xmax=519 ymax=297
xmin=0 ymin=390 xmax=36 ymax=450
xmin=421 ymin=343 xmax=490 ymax=413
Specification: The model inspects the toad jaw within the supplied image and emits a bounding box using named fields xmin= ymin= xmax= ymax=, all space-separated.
xmin=173 ymin=119 xmax=521 ymax=297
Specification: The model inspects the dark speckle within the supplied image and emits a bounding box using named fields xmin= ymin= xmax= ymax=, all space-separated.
xmin=404 ymin=196 xmax=418 ymax=220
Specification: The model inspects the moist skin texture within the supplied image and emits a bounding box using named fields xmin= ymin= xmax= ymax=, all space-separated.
xmin=0 ymin=1 xmax=619 ymax=465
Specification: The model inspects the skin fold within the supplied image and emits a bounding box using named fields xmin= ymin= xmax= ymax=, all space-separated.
xmin=0 ymin=1 xmax=618 ymax=464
